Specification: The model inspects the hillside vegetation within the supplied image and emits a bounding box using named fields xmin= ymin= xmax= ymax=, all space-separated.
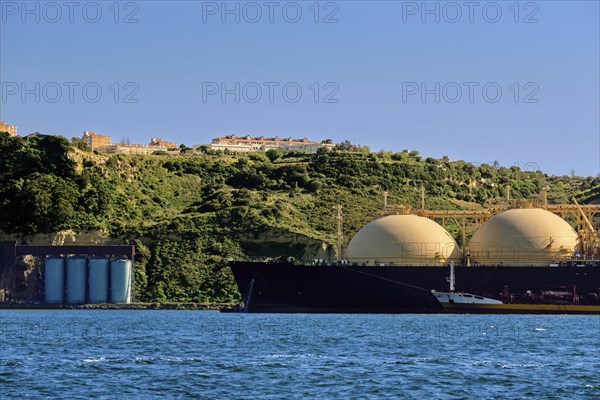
xmin=1 ymin=133 xmax=598 ymax=303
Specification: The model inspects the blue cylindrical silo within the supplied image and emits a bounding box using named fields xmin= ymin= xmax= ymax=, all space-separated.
xmin=89 ymin=258 xmax=109 ymax=303
xmin=67 ymin=257 xmax=87 ymax=304
xmin=45 ymin=257 xmax=65 ymax=304
xmin=110 ymin=259 xmax=132 ymax=304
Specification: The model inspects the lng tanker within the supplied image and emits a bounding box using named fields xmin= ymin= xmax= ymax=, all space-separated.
xmin=228 ymin=207 xmax=600 ymax=314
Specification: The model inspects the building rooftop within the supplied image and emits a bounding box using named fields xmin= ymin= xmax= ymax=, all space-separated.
xmin=213 ymin=135 xmax=317 ymax=145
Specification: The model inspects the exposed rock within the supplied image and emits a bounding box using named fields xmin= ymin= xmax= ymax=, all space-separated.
xmin=0 ymin=229 xmax=119 ymax=246
xmin=239 ymin=228 xmax=336 ymax=261
xmin=0 ymin=255 xmax=41 ymax=303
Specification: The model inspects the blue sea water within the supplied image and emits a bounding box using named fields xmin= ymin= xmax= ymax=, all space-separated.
xmin=1 ymin=311 xmax=599 ymax=399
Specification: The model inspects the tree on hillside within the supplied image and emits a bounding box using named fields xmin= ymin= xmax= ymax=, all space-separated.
xmin=266 ymin=149 xmax=282 ymax=162
xmin=71 ymin=137 xmax=91 ymax=151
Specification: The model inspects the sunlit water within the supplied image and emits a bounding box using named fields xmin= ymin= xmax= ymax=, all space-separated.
xmin=1 ymin=311 xmax=598 ymax=399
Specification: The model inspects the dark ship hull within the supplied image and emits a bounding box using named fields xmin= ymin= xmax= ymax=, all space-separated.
xmin=228 ymin=262 xmax=600 ymax=314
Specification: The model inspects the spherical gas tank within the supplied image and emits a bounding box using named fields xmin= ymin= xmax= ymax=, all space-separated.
xmin=469 ymin=208 xmax=578 ymax=266
xmin=346 ymin=214 xmax=462 ymax=266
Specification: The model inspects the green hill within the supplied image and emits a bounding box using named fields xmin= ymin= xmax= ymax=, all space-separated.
xmin=1 ymin=133 xmax=598 ymax=303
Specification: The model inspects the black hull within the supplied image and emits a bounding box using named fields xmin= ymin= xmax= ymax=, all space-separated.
xmin=229 ymin=262 xmax=600 ymax=314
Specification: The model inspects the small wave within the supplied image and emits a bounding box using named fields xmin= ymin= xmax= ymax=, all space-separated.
xmin=514 ymin=364 xmax=543 ymax=368
xmin=159 ymin=355 xmax=203 ymax=363
xmin=1 ymin=359 xmax=24 ymax=367
xmin=82 ymin=357 xmax=109 ymax=363
xmin=134 ymin=357 xmax=155 ymax=364
xmin=390 ymin=360 xmax=416 ymax=365
xmin=270 ymin=353 xmax=324 ymax=359
xmin=129 ymin=355 xmax=203 ymax=364
xmin=472 ymin=360 xmax=544 ymax=369
xmin=186 ymin=372 xmax=211 ymax=378
xmin=534 ymin=328 xmax=546 ymax=332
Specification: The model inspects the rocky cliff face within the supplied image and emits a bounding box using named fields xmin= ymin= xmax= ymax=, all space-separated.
xmin=0 ymin=229 xmax=117 ymax=246
xmin=0 ymin=255 xmax=41 ymax=303
xmin=239 ymin=228 xmax=336 ymax=261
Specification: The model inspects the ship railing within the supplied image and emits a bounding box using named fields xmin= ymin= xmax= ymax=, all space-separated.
xmin=500 ymin=292 xmax=600 ymax=306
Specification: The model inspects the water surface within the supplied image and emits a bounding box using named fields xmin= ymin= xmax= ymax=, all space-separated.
xmin=1 ymin=311 xmax=598 ymax=399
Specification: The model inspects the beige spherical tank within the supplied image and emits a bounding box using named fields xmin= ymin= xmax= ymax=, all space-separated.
xmin=346 ymin=215 xmax=462 ymax=266
xmin=469 ymin=208 xmax=579 ymax=266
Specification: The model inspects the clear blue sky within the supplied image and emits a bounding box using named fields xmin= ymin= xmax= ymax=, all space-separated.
xmin=1 ymin=0 xmax=598 ymax=176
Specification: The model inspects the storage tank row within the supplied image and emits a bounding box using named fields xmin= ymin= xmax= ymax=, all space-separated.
xmin=44 ymin=258 xmax=132 ymax=304
xmin=346 ymin=208 xmax=579 ymax=266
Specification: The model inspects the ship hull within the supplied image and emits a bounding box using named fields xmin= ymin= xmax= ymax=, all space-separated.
xmin=437 ymin=303 xmax=600 ymax=314
xmin=229 ymin=262 xmax=600 ymax=314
